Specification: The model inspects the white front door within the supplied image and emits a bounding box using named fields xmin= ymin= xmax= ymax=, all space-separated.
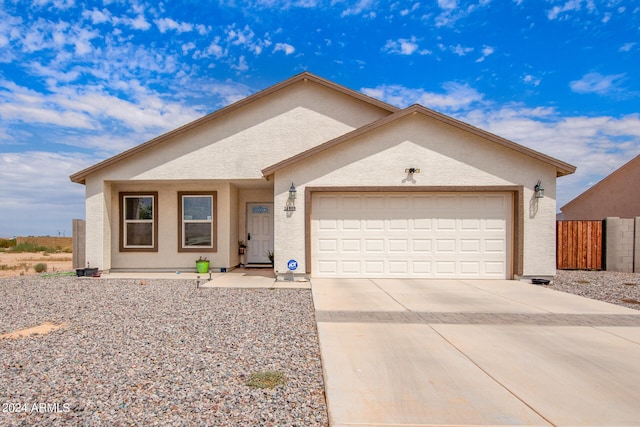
xmin=246 ymin=203 xmax=274 ymax=264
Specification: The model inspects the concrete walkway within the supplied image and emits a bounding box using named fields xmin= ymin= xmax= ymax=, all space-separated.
xmin=312 ymin=278 xmax=640 ymax=427
xmin=100 ymin=268 xmax=310 ymax=289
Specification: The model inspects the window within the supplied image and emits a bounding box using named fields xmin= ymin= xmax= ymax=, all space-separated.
xmin=179 ymin=192 xmax=217 ymax=252
xmin=120 ymin=192 xmax=158 ymax=252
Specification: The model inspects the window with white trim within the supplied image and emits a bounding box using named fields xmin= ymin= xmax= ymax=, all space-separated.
xmin=120 ymin=192 xmax=157 ymax=251
xmin=179 ymin=192 xmax=217 ymax=252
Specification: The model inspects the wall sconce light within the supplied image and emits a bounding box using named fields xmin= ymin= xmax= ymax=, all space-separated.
xmin=405 ymin=168 xmax=421 ymax=174
xmin=284 ymin=182 xmax=297 ymax=211
xmin=534 ymin=180 xmax=544 ymax=199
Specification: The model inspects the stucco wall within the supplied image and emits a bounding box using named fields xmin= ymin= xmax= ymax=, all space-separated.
xmin=81 ymin=81 xmax=391 ymax=270
xmin=107 ymin=181 xmax=233 ymax=270
xmin=88 ymin=82 xmax=391 ymax=183
xmin=272 ymin=114 xmax=559 ymax=278
xmin=562 ymin=157 xmax=640 ymax=220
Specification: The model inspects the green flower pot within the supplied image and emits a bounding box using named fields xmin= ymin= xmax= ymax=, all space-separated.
xmin=196 ymin=261 xmax=210 ymax=274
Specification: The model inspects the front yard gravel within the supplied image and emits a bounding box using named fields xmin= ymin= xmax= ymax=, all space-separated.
xmin=553 ymin=270 xmax=640 ymax=311
xmin=2 ymin=270 xmax=640 ymax=425
xmin=0 ymin=277 xmax=328 ymax=426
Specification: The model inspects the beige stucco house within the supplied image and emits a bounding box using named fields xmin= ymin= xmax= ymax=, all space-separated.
xmin=561 ymin=154 xmax=640 ymax=220
xmin=70 ymin=72 xmax=575 ymax=280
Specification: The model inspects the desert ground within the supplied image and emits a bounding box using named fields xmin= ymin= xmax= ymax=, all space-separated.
xmin=0 ymin=251 xmax=73 ymax=278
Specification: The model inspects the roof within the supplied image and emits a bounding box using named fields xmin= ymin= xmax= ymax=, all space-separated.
xmin=261 ymin=104 xmax=577 ymax=178
xmin=561 ymin=153 xmax=640 ymax=211
xmin=69 ymin=72 xmax=400 ymax=184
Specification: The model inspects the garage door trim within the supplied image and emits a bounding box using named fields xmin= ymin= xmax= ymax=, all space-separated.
xmin=305 ymin=186 xmax=523 ymax=278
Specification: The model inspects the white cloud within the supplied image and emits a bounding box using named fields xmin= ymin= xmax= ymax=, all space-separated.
xmin=476 ymin=45 xmax=494 ymax=62
xmin=437 ymin=0 xmax=457 ymax=9
xmin=340 ymin=0 xmax=376 ymax=17
xmin=0 ymin=151 xmax=89 ymax=237
xmin=467 ymin=107 xmax=640 ymax=205
xmin=155 ymin=18 xmax=194 ymax=33
xmin=523 ymin=74 xmax=541 ymax=86
xmin=451 ymin=44 xmax=473 ymax=56
xmin=569 ymin=72 xmax=626 ymax=95
xmin=83 ymin=8 xmax=112 ymax=24
xmin=547 ymin=0 xmax=583 ymax=20
xmin=383 ymin=37 xmax=430 ymax=55
xmin=0 ymin=78 xmax=203 ymax=138
xmin=400 ymin=2 xmax=420 ymax=16
xmin=361 ymin=81 xmax=483 ymax=111
xmin=127 ymin=14 xmax=151 ymax=31
xmin=274 ymin=42 xmax=295 ymax=55
xmin=619 ymin=42 xmax=635 ymax=52
xmin=231 ymin=55 xmax=249 ymax=71
xmin=205 ymin=37 xmax=227 ymax=59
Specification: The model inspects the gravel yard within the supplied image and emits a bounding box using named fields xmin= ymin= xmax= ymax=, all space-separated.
xmin=2 ymin=271 xmax=640 ymax=426
xmin=0 ymin=277 xmax=328 ymax=426
xmin=552 ymin=270 xmax=640 ymax=311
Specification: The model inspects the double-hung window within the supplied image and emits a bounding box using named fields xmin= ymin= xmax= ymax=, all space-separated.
xmin=179 ymin=192 xmax=217 ymax=252
xmin=120 ymin=192 xmax=158 ymax=251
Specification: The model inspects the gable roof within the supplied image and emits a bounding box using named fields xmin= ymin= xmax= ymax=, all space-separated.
xmin=69 ymin=72 xmax=399 ymax=184
xmin=262 ymin=104 xmax=576 ymax=178
xmin=561 ymin=153 xmax=640 ymax=211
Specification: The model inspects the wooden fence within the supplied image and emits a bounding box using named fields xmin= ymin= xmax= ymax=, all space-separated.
xmin=556 ymin=220 xmax=604 ymax=270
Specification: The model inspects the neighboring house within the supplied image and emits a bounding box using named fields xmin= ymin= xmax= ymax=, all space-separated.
xmin=561 ymin=154 xmax=640 ymax=220
xmin=70 ymin=72 xmax=575 ymax=280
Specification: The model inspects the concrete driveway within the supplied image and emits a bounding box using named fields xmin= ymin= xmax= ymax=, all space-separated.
xmin=312 ymin=278 xmax=640 ymax=427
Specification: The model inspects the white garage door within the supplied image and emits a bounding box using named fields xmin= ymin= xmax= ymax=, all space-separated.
xmin=311 ymin=192 xmax=511 ymax=279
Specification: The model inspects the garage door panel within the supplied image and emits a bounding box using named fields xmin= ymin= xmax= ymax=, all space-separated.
xmin=341 ymin=239 xmax=361 ymax=252
xmin=365 ymin=219 xmax=384 ymax=230
xmin=412 ymin=239 xmax=432 ymax=252
xmin=413 ymin=218 xmax=432 ymax=230
xmin=342 ymin=219 xmax=361 ymax=230
xmin=365 ymin=239 xmax=384 ymax=252
xmin=485 ymin=239 xmax=505 ymax=252
xmin=389 ymin=239 xmax=409 ymax=253
xmin=436 ymin=240 xmax=456 ymax=253
xmin=365 ymin=261 xmax=385 ymax=274
xmin=460 ymin=239 xmax=481 ymax=253
xmin=388 ymin=261 xmax=409 ymax=274
xmin=461 ymin=261 xmax=481 ymax=275
xmin=412 ymin=261 xmax=432 ymax=274
xmin=389 ymin=219 xmax=409 ymax=230
xmin=312 ymin=193 xmax=511 ymax=279
xmin=318 ymin=239 xmax=338 ymax=253
xmin=461 ymin=218 xmax=481 ymax=230
xmin=485 ymin=219 xmax=506 ymax=230
xmin=436 ymin=218 xmax=456 ymax=230
xmin=319 ymin=219 xmax=338 ymax=230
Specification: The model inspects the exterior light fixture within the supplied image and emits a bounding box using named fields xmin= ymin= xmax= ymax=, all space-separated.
xmin=405 ymin=168 xmax=421 ymax=174
xmin=285 ymin=182 xmax=297 ymax=211
xmin=534 ymin=180 xmax=544 ymax=199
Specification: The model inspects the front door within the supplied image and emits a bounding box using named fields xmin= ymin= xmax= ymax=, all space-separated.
xmin=246 ymin=203 xmax=274 ymax=264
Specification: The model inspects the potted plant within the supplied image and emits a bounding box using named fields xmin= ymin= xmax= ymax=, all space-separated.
xmin=266 ymin=250 xmax=274 ymax=265
xmin=196 ymin=256 xmax=210 ymax=274
xmin=238 ymin=241 xmax=247 ymax=255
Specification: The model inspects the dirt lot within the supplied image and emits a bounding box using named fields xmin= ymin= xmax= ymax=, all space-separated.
xmin=0 ymin=252 xmax=73 ymax=278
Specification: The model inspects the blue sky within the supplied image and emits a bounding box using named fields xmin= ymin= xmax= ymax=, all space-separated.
xmin=1 ymin=0 xmax=639 ymax=237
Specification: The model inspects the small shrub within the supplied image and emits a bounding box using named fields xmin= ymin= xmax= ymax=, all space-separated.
xmin=0 ymin=238 xmax=16 ymax=249
xmin=9 ymin=242 xmax=54 ymax=253
xmin=246 ymin=371 xmax=287 ymax=389
xmin=34 ymin=263 xmax=48 ymax=273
